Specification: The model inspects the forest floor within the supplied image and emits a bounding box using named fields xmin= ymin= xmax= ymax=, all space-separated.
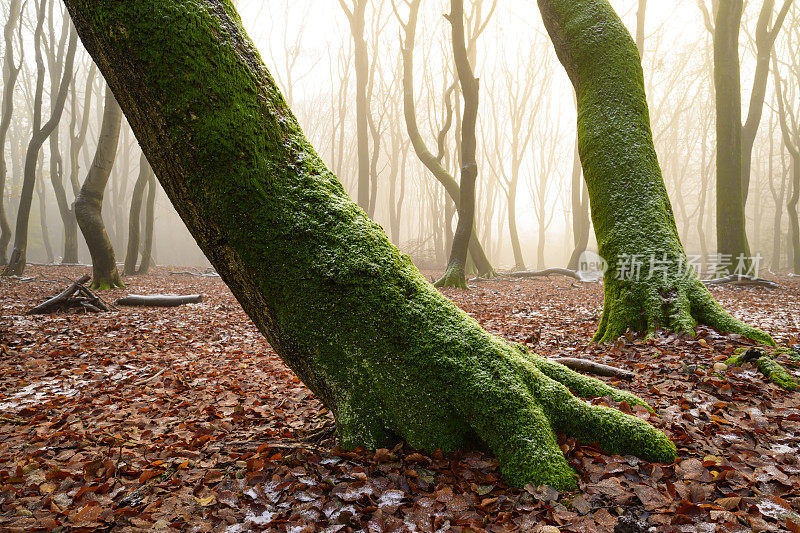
xmin=1 ymin=265 xmax=799 ymax=533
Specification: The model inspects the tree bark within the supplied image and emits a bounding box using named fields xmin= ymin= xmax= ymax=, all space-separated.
xmin=2 ymin=1 xmax=77 ymax=276
xmin=74 ymin=86 xmax=124 ymax=289
xmin=538 ymin=0 xmax=772 ymax=344
xmin=713 ymin=0 xmax=751 ymax=272
xmin=124 ymin=152 xmax=150 ymax=275
xmin=567 ymin=130 xmax=591 ymax=271
xmin=139 ymin=167 xmax=157 ymax=274
xmin=435 ymin=0 xmax=480 ymax=289
xmin=62 ymin=0 xmax=677 ymax=489
xmin=0 ymin=0 xmax=24 ymax=266
xmin=398 ymin=0 xmax=494 ymax=278
xmin=773 ymin=58 xmax=800 ymax=274
xmin=339 ymin=0 xmax=371 ymax=213
xmin=740 ymin=0 xmax=792 ymax=205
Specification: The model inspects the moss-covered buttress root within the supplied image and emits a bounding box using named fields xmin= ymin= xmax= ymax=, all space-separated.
xmin=63 ymin=0 xmax=674 ymax=489
xmin=725 ymin=349 xmax=798 ymax=391
xmin=538 ymin=0 xmax=772 ymax=345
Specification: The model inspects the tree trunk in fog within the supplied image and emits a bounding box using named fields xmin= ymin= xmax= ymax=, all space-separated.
xmin=124 ymin=152 xmax=149 ymax=275
xmin=635 ymin=0 xmax=646 ymax=58
xmin=139 ymin=169 xmax=157 ymax=274
xmin=63 ymin=0 xmax=677 ymax=491
xmin=75 ymin=87 xmax=124 ymax=289
xmin=774 ymin=60 xmax=800 ymax=274
xmin=45 ymin=7 xmax=79 ymax=264
xmin=539 ymin=0 xmax=771 ymax=345
xmin=0 ymin=0 xmax=24 ymax=265
xmin=3 ymin=1 xmax=77 ymax=276
xmin=741 ymin=0 xmax=792 ymax=205
xmin=35 ymin=162 xmax=54 ymax=263
xmin=436 ymin=0 xmax=480 ymax=289
xmin=398 ymin=0 xmax=494 ymax=278
xmin=713 ymin=1 xmax=751 ymax=271
xmin=339 ymin=0 xmax=371 ymax=213
xmin=769 ymin=124 xmax=787 ymax=270
xmin=567 ymin=131 xmax=590 ymax=271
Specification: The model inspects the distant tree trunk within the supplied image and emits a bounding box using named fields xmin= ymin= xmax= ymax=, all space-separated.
xmin=123 ymin=152 xmax=149 ymax=275
xmin=741 ymin=0 xmax=792 ymax=205
xmin=44 ymin=7 xmax=79 ymax=265
xmin=538 ymin=0 xmax=772 ymax=344
xmin=436 ymin=0 xmax=480 ymax=289
xmin=635 ymin=0 xmax=646 ymax=58
xmin=713 ymin=0 xmax=751 ymax=272
xmin=75 ymin=86 xmax=124 ymax=289
xmin=35 ymin=161 xmax=55 ymax=263
xmin=63 ymin=0 xmax=677 ymax=490
xmin=566 ymin=131 xmax=590 ymax=270
xmin=397 ymin=0 xmax=494 ymax=277
xmin=0 ymin=0 xmax=24 ymax=266
xmin=339 ymin=0 xmax=371 ymax=212
xmin=138 ymin=169 xmax=156 ymax=274
xmin=3 ymin=1 xmax=77 ymax=276
xmin=773 ymin=58 xmax=800 ymax=274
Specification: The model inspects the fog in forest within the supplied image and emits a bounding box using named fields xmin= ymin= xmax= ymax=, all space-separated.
xmin=1 ymin=0 xmax=799 ymax=274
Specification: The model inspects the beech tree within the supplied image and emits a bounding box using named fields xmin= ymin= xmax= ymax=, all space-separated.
xmin=536 ymin=0 xmax=772 ymax=344
xmin=0 ymin=0 xmax=24 ymax=265
xmin=57 ymin=0 xmax=727 ymax=489
xmin=2 ymin=0 xmax=77 ymax=276
xmin=74 ymin=86 xmax=124 ymax=289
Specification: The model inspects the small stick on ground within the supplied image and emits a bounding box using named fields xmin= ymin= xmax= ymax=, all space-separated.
xmin=702 ymin=274 xmax=779 ymax=289
xmin=551 ymin=357 xmax=636 ymax=380
xmin=506 ymin=268 xmax=588 ymax=282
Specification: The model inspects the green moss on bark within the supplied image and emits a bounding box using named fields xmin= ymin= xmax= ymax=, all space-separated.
xmin=725 ymin=349 xmax=798 ymax=391
xmin=538 ymin=0 xmax=772 ymax=346
xmin=64 ymin=0 xmax=676 ymax=489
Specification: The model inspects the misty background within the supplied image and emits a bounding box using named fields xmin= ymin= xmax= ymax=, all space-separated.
xmin=1 ymin=0 xmax=798 ymax=271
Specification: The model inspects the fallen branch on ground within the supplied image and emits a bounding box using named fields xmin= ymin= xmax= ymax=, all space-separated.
xmin=26 ymin=275 xmax=111 ymax=314
xmin=702 ymin=274 xmax=779 ymax=288
xmin=551 ymin=357 xmax=635 ymax=380
xmin=168 ymin=268 xmax=219 ymax=277
xmin=115 ymin=294 xmax=203 ymax=307
xmin=506 ymin=268 xmax=588 ymax=281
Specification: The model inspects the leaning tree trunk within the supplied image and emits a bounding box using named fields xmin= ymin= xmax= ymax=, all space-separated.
xmin=138 ymin=168 xmax=156 ymax=274
xmin=537 ymin=0 xmax=772 ymax=344
xmin=567 ymin=130 xmax=591 ymax=271
xmin=435 ymin=0 xmax=481 ymax=289
xmin=3 ymin=2 xmax=77 ymax=276
xmin=74 ymin=86 xmax=124 ymax=289
xmin=0 ymin=0 xmax=24 ymax=266
xmin=713 ymin=0 xmax=751 ymax=272
xmin=63 ymin=0 xmax=679 ymax=489
xmin=123 ymin=152 xmax=149 ymax=275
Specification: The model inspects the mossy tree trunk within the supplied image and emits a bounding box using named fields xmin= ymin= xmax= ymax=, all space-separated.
xmin=0 ymin=0 xmax=24 ymax=266
xmin=2 ymin=2 xmax=77 ymax=276
xmin=713 ymin=0 xmax=751 ymax=271
xmin=75 ymin=86 xmax=124 ymax=289
xmin=63 ymin=0 xmax=677 ymax=489
xmin=537 ymin=0 xmax=772 ymax=345
xmin=435 ymin=0 xmax=481 ymax=290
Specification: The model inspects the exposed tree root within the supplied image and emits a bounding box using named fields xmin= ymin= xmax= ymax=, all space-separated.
xmin=725 ymin=348 xmax=798 ymax=391
xmin=594 ymin=278 xmax=774 ymax=346
xmin=434 ymin=261 xmax=468 ymax=289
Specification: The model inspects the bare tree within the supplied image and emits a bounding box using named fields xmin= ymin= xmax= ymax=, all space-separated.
xmin=3 ymin=0 xmax=77 ymax=276
xmin=0 ymin=0 xmax=24 ymax=265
